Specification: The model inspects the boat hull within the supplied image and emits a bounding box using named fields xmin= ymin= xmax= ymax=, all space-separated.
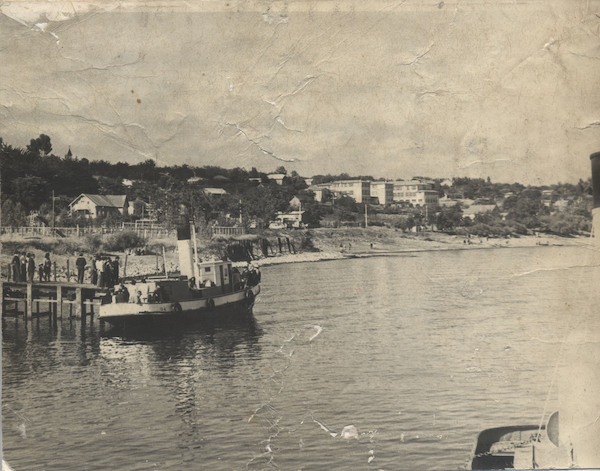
xmin=469 ymin=425 xmax=540 ymax=470
xmin=99 ymin=285 xmax=260 ymax=328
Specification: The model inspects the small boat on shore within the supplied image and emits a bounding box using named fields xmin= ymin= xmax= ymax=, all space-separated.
xmin=99 ymin=222 xmax=260 ymax=327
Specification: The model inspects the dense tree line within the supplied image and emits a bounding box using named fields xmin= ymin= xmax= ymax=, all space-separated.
xmin=0 ymin=135 xmax=593 ymax=236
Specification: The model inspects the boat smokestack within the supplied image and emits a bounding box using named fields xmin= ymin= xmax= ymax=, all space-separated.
xmin=176 ymin=206 xmax=195 ymax=278
xmin=591 ymin=152 xmax=600 ymax=243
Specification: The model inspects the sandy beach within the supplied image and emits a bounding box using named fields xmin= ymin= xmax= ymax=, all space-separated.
xmin=0 ymin=229 xmax=589 ymax=282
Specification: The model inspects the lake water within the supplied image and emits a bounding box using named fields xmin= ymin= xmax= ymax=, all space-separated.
xmin=2 ymin=246 xmax=599 ymax=470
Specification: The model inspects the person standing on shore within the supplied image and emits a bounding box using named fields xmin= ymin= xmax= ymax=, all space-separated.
xmin=11 ymin=253 xmax=20 ymax=282
xmin=111 ymin=256 xmax=120 ymax=285
xmin=43 ymin=253 xmax=52 ymax=282
xmin=20 ymin=253 xmax=27 ymax=282
xmin=76 ymin=253 xmax=87 ymax=284
xmin=104 ymin=257 xmax=113 ymax=287
xmin=27 ymin=253 xmax=35 ymax=282
xmin=95 ymin=256 xmax=104 ymax=287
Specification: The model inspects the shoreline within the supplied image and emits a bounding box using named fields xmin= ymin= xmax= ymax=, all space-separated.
xmin=0 ymin=231 xmax=591 ymax=280
xmin=252 ymin=233 xmax=590 ymax=267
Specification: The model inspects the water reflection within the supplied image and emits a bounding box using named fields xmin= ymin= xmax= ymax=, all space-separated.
xmin=98 ymin=314 xmax=264 ymax=465
xmin=100 ymin=313 xmax=263 ymax=364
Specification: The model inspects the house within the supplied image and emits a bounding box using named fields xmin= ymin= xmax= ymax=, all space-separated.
xmin=203 ymin=188 xmax=227 ymax=197
xmin=289 ymin=196 xmax=302 ymax=209
xmin=315 ymin=180 xmax=371 ymax=203
xmin=393 ymin=180 xmax=439 ymax=208
xmin=129 ymin=198 xmax=149 ymax=218
xmin=269 ymin=210 xmax=305 ymax=229
xmin=307 ymin=185 xmax=331 ymax=203
xmin=370 ymin=182 xmax=394 ymax=205
xmin=462 ymin=204 xmax=497 ymax=220
xmin=68 ymin=194 xmax=129 ymax=219
xmin=267 ymin=173 xmax=286 ymax=185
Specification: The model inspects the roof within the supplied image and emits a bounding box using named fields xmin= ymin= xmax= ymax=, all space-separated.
xmin=69 ymin=194 xmax=127 ymax=208
xmin=308 ymin=185 xmax=329 ymax=191
xmin=203 ymin=188 xmax=227 ymax=195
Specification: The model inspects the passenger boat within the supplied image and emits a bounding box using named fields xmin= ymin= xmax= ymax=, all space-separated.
xmin=469 ymin=414 xmax=558 ymax=470
xmin=98 ymin=222 xmax=260 ymax=327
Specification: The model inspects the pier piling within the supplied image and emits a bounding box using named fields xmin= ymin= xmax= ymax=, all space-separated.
xmin=1 ymin=281 xmax=103 ymax=324
xmin=26 ymin=283 xmax=33 ymax=320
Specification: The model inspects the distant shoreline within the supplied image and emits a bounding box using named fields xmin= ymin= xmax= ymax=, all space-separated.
xmin=253 ymin=232 xmax=591 ymax=267
xmin=0 ymin=230 xmax=591 ymax=280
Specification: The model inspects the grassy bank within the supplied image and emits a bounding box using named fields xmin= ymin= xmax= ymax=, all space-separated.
xmin=0 ymin=228 xmax=584 ymax=281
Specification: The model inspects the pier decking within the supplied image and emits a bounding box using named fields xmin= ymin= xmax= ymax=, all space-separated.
xmin=1 ymin=280 xmax=106 ymax=323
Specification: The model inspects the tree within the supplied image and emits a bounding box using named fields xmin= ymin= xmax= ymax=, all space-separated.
xmin=27 ymin=134 xmax=52 ymax=156
xmin=1 ymin=199 xmax=27 ymax=227
xmin=436 ymin=204 xmax=463 ymax=231
xmin=12 ymin=176 xmax=49 ymax=210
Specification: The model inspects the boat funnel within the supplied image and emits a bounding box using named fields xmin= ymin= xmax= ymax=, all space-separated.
xmin=591 ymin=152 xmax=600 ymax=243
xmin=177 ymin=221 xmax=195 ymax=279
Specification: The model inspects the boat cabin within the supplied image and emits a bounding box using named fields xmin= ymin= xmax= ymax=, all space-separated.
xmin=110 ymin=260 xmax=258 ymax=305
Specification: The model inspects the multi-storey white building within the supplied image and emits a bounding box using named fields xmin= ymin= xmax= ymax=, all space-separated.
xmin=315 ymin=180 xmax=371 ymax=203
xmin=369 ymin=182 xmax=394 ymax=205
xmin=393 ymin=180 xmax=439 ymax=208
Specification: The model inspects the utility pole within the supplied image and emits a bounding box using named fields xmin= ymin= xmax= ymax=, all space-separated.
xmin=52 ymin=189 xmax=55 ymax=237
xmin=364 ymin=203 xmax=368 ymax=228
xmin=239 ymin=199 xmax=243 ymax=225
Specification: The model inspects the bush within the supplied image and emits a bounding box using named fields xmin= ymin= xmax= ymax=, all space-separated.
xmin=102 ymin=231 xmax=147 ymax=252
xmin=300 ymin=231 xmax=319 ymax=252
xmin=84 ymin=234 xmax=103 ymax=253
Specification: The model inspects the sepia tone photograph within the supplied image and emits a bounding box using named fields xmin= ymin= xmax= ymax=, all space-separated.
xmin=1 ymin=1 xmax=599 ymax=469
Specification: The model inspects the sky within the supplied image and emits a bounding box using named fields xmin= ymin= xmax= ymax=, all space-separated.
xmin=1 ymin=0 xmax=599 ymax=185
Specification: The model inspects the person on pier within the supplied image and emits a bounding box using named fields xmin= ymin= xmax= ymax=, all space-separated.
xmin=76 ymin=253 xmax=87 ymax=284
xmin=11 ymin=253 xmax=20 ymax=282
xmin=111 ymin=256 xmax=120 ymax=285
xmin=43 ymin=253 xmax=52 ymax=282
xmin=20 ymin=253 xmax=27 ymax=282
xmin=27 ymin=253 xmax=35 ymax=282
xmin=103 ymin=257 xmax=112 ymax=287
xmin=90 ymin=256 xmax=98 ymax=285
xmin=95 ymin=256 xmax=104 ymax=287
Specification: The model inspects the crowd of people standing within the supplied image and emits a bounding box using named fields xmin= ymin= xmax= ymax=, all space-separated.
xmin=10 ymin=252 xmax=52 ymax=282
xmin=90 ymin=255 xmax=120 ymax=288
xmin=9 ymin=252 xmax=119 ymax=288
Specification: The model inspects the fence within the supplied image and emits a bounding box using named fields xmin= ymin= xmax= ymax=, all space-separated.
xmin=0 ymin=224 xmax=174 ymax=239
xmin=211 ymin=226 xmax=246 ymax=236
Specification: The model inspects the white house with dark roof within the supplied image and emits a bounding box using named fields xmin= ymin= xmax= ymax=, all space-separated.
xmin=203 ymin=188 xmax=227 ymax=197
xmin=69 ymin=194 xmax=129 ymax=219
xmin=267 ymin=173 xmax=286 ymax=185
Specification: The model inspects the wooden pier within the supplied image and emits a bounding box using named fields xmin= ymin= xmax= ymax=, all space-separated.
xmin=1 ymin=280 xmax=106 ymax=323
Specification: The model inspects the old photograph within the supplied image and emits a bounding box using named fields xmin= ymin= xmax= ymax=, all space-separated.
xmin=1 ymin=0 xmax=599 ymax=469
